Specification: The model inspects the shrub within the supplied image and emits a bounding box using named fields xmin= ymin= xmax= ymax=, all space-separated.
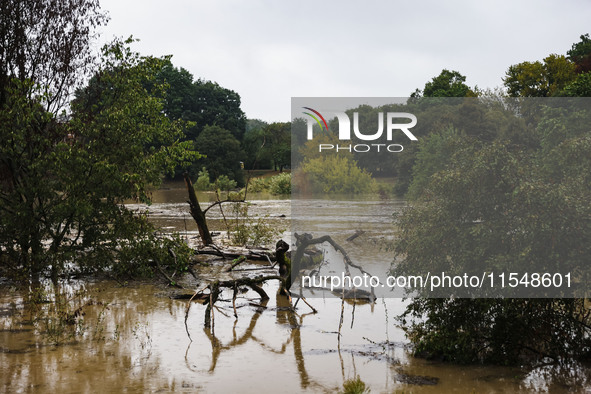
xmin=246 ymin=177 xmax=269 ymax=192
xmin=299 ymin=156 xmax=376 ymax=194
xmin=227 ymin=202 xmax=281 ymax=247
xmin=214 ymin=174 xmax=237 ymax=192
xmin=268 ymin=172 xmax=291 ymax=195
xmin=341 ymin=376 xmax=370 ymax=394
xmin=195 ymin=167 xmax=212 ymax=191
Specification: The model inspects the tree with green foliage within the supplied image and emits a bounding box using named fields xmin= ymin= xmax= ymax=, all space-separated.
xmin=268 ymin=172 xmax=291 ymax=195
xmin=264 ymin=122 xmax=291 ymax=172
xmin=561 ymin=72 xmax=591 ymax=97
xmin=412 ymin=69 xmax=475 ymax=98
xmin=243 ymin=119 xmax=272 ymax=169
xmin=192 ymin=125 xmax=245 ymax=186
xmin=567 ymin=33 xmax=591 ymax=73
xmin=157 ymin=62 xmax=247 ymax=141
xmin=391 ymin=70 xmax=475 ymax=194
xmin=504 ymin=55 xmax=576 ymax=97
xmin=298 ymin=155 xmax=375 ymax=194
xmin=0 ymin=0 xmax=108 ymax=112
xmin=1 ymin=0 xmax=107 ymax=281
xmin=394 ymin=35 xmax=591 ymax=365
xmin=242 ymin=120 xmax=291 ymax=172
xmin=406 ymin=127 xmax=463 ymax=200
xmin=0 ymin=34 xmax=196 ymax=282
xmin=154 ymin=62 xmax=248 ymax=177
xmin=394 ymin=99 xmax=591 ymax=364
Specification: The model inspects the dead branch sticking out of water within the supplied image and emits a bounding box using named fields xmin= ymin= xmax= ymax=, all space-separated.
xmin=293 ymin=233 xmax=376 ymax=303
xmin=151 ymin=257 xmax=184 ymax=289
xmin=184 ymin=240 xmax=317 ymax=340
xmin=224 ymin=254 xmax=276 ymax=272
xmin=184 ymin=275 xmax=284 ymax=336
xmin=226 ymin=255 xmax=247 ymax=271
xmin=202 ymin=196 xmax=245 ymax=215
xmin=184 ymin=172 xmax=213 ymax=245
xmin=194 ymin=246 xmax=274 ymax=261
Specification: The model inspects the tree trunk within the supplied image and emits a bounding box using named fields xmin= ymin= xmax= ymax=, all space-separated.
xmin=183 ymin=172 xmax=213 ymax=245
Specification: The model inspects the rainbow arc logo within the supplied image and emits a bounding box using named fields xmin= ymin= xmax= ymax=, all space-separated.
xmin=302 ymin=107 xmax=329 ymax=133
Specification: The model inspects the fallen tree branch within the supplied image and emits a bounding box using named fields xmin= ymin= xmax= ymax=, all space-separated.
xmin=197 ymin=276 xmax=282 ymax=328
xmin=293 ymin=233 xmax=376 ymax=302
xmin=294 ymin=234 xmax=353 ymax=276
xmin=226 ymin=255 xmax=247 ymax=272
xmin=152 ymin=258 xmax=184 ymax=289
xmin=203 ymin=198 xmax=246 ymax=215
xmin=195 ymin=246 xmax=273 ymax=261
xmin=346 ymin=230 xmax=365 ymax=242
xmin=186 ymin=273 xmax=318 ymax=331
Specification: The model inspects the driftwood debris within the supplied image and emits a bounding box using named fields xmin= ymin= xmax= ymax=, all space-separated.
xmin=293 ymin=232 xmax=376 ymax=303
xmin=184 ymin=240 xmax=317 ymax=336
xmin=184 ymin=275 xmax=285 ymax=334
xmin=195 ymin=246 xmax=274 ymax=262
xmin=185 ymin=246 xmax=319 ymax=337
xmin=225 ymin=255 xmax=247 ymax=272
xmin=346 ymin=230 xmax=365 ymax=242
xmin=294 ymin=233 xmax=372 ymax=278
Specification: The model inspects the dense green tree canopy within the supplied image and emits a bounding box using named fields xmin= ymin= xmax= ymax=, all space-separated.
xmin=192 ymin=125 xmax=245 ymax=186
xmin=394 ymin=105 xmax=591 ymax=362
xmin=413 ymin=69 xmax=475 ymax=98
xmin=0 ymin=0 xmax=108 ymax=111
xmin=561 ymin=72 xmax=591 ymax=97
xmin=567 ymin=33 xmax=591 ymax=73
xmin=263 ymin=122 xmax=291 ymax=172
xmin=504 ymin=55 xmax=576 ymax=97
xmin=0 ymin=36 xmax=196 ymax=282
xmin=152 ymin=62 xmax=248 ymax=181
xmin=157 ymin=62 xmax=247 ymax=142
xmin=243 ymin=119 xmax=271 ymax=169
xmin=394 ymin=35 xmax=591 ymax=364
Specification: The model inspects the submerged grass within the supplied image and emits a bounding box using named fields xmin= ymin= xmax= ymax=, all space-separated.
xmin=341 ymin=375 xmax=370 ymax=394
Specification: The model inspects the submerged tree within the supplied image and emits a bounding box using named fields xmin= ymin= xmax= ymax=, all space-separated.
xmin=393 ymin=99 xmax=591 ymax=363
xmin=0 ymin=0 xmax=196 ymax=283
xmin=394 ymin=36 xmax=591 ymax=364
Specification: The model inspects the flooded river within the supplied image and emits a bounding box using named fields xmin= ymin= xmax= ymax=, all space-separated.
xmin=1 ymin=182 xmax=590 ymax=393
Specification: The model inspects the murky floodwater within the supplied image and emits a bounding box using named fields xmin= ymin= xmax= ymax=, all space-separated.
xmin=1 ymin=181 xmax=590 ymax=393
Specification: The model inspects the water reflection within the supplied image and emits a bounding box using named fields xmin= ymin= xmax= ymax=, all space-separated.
xmin=2 ymin=280 xmax=591 ymax=393
xmin=186 ymin=293 xmax=329 ymax=391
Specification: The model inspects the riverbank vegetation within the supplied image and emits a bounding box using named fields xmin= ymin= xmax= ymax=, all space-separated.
xmin=0 ymin=1 xmax=198 ymax=283
xmin=391 ymin=35 xmax=591 ymax=364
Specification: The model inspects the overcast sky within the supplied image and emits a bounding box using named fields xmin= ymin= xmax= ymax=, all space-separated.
xmin=98 ymin=0 xmax=591 ymax=122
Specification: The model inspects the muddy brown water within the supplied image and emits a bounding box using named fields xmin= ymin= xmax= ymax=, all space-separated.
xmin=1 ymin=182 xmax=590 ymax=393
